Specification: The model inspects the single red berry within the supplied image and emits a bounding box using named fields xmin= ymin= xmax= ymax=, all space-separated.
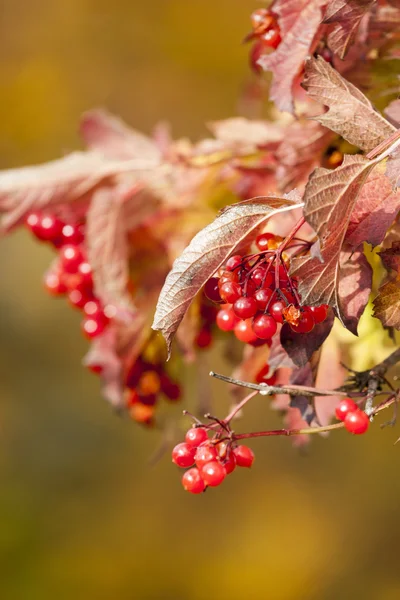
xmin=270 ymin=300 xmax=285 ymax=324
xmin=255 ymin=365 xmax=277 ymax=386
xmin=335 ymin=398 xmax=358 ymax=422
xmin=233 ymin=296 xmax=258 ymax=320
xmin=256 ymin=232 xmax=275 ymax=251
xmin=76 ymin=261 xmax=93 ymax=291
xmin=254 ymin=288 xmax=274 ymax=312
xmin=39 ymin=214 xmax=64 ymax=242
xmin=81 ymin=315 xmax=108 ymax=339
xmin=234 ymin=445 xmax=255 ymax=468
xmin=219 ymin=281 xmax=242 ymax=304
xmin=61 ymin=223 xmax=85 ymax=246
xmin=182 ymin=468 xmax=206 ymax=494
xmin=87 ymin=363 xmax=103 ymax=375
xmin=200 ymin=460 xmax=226 ymax=487
xmin=261 ymin=271 xmax=274 ymax=289
xmin=204 ymin=277 xmax=222 ymax=303
xmin=252 ymin=313 xmax=277 ymax=339
xmin=25 ymin=212 xmax=43 ymax=238
xmin=290 ymin=308 xmax=315 ymax=334
xmin=60 ymin=244 xmax=85 ymax=274
xmin=250 ymin=267 xmax=267 ymax=288
xmin=310 ymin=304 xmax=329 ymax=324
xmin=68 ymin=289 xmax=89 ymax=309
xmin=259 ymin=25 xmax=281 ymax=49
xmin=172 ymin=442 xmax=196 ymax=468
xmin=185 ymin=427 xmax=208 ymax=447
xmin=250 ymin=8 xmax=274 ymax=33
xmin=225 ymin=255 xmax=242 ymax=272
xmin=344 ymin=409 xmax=369 ymax=435
xmin=218 ymin=271 xmax=239 ymax=285
xmin=195 ymin=442 xmax=218 ymax=468
xmin=195 ymin=327 xmax=213 ymax=349
xmin=43 ymin=270 xmax=68 ymax=296
xmin=234 ymin=319 xmax=259 ymax=343
xmin=223 ymin=452 xmax=236 ymax=475
xmin=216 ymin=307 xmax=237 ymax=332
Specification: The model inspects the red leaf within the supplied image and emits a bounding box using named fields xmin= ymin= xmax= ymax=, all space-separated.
xmin=290 ymin=155 xmax=376 ymax=322
xmin=302 ymin=57 xmax=395 ymax=152
xmin=324 ymin=0 xmax=374 ymax=59
xmin=346 ymin=169 xmax=400 ymax=248
xmin=280 ymin=309 xmax=335 ymax=367
xmin=338 ymin=246 xmax=372 ymax=335
xmin=152 ymin=194 xmax=302 ymax=357
xmin=386 ymin=150 xmax=400 ymax=190
xmin=314 ymin=335 xmax=346 ymax=426
xmin=258 ymin=0 xmax=326 ymax=113
xmin=378 ymin=242 xmax=400 ymax=273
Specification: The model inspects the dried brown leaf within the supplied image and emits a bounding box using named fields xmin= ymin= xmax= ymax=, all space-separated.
xmin=378 ymin=242 xmax=400 ymax=273
xmin=373 ymin=281 xmax=400 ymax=329
xmin=152 ymin=195 xmax=302 ymax=356
xmin=303 ymin=57 xmax=395 ymax=152
xmin=324 ymin=0 xmax=374 ymax=59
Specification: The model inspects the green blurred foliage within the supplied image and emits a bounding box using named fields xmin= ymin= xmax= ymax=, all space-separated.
xmin=0 ymin=2 xmax=400 ymax=599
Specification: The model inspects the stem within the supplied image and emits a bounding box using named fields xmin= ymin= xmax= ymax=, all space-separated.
xmin=366 ymin=129 xmax=400 ymax=160
xmin=278 ymin=217 xmax=306 ymax=254
xmin=225 ymin=390 xmax=259 ymax=423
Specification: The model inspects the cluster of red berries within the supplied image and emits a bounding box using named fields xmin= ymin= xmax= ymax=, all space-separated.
xmin=125 ymin=355 xmax=181 ymax=425
xmin=172 ymin=426 xmax=255 ymax=494
xmin=26 ymin=212 xmax=114 ymax=340
xmin=335 ymin=398 xmax=370 ymax=434
xmin=244 ymin=8 xmax=281 ymax=74
xmin=204 ymin=233 xmax=328 ymax=346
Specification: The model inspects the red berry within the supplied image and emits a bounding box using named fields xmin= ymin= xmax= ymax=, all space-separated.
xmin=255 ymin=365 xmax=276 ymax=385
xmin=81 ymin=315 xmax=108 ymax=339
xmin=223 ymin=452 xmax=236 ymax=475
xmin=344 ymin=409 xmax=369 ymax=435
xmin=254 ymin=287 xmax=273 ymax=311
xmin=195 ymin=442 xmax=218 ymax=468
xmin=233 ymin=296 xmax=258 ymax=320
xmin=251 ymin=8 xmax=274 ymax=33
xmin=182 ymin=468 xmax=206 ymax=494
xmin=234 ymin=319 xmax=259 ymax=343
xmin=87 ymin=363 xmax=103 ymax=375
xmin=25 ymin=212 xmax=43 ymax=238
xmin=216 ymin=307 xmax=237 ymax=332
xmin=250 ymin=267 xmax=267 ymax=288
xmin=68 ymin=289 xmax=89 ymax=309
xmin=270 ymin=300 xmax=285 ymax=324
xmin=39 ymin=214 xmax=64 ymax=242
xmin=290 ymin=308 xmax=315 ymax=334
xmin=256 ymin=232 xmax=274 ymax=252
xmin=259 ymin=25 xmax=281 ymax=49
xmin=43 ymin=270 xmax=68 ymax=296
xmin=200 ymin=461 xmax=226 ymax=487
xmin=185 ymin=427 xmax=208 ymax=447
xmin=76 ymin=261 xmax=93 ymax=291
xmin=234 ymin=445 xmax=255 ymax=468
xmin=252 ymin=313 xmax=277 ymax=339
xmin=204 ymin=277 xmax=222 ymax=303
xmin=195 ymin=327 xmax=213 ymax=348
xmin=219 ymin=281 xmax=242 ymax=304
xmin=335 ymin=398 xmax=358 ymax=422
xmin=139 ymin=393 xmax=157 ymax=406
xmin=310 ymin=304 xmax=329 ymax=324
xmin=172 ymin=442 xmax=196 ymax=468
xmin=60 ymin=244 xmax=85 ymax=274
xmin=225 ymin=255 xmax=242 ymax=272
xmin=61 ymin=223 xmax=85 ymax=246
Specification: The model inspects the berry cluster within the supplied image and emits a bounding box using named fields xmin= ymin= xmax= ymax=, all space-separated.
xmin=244 ymin=8 xmax=281 ymax=74
xmin=204 ymin=233 xmax=328 ymax=346
xmin=172 ymin=426 xmax=255 ymax=494
xmin=125 ymin=355 xmax=181 ymax=425
xmin=26 ymin=212 xmax=114 ymax=339
xmin=335 ymin=398 xmax=370 ymax=435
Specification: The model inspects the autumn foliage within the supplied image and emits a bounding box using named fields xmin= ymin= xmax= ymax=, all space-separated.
xmin=1 ymin=0 xmax=400 ymax=492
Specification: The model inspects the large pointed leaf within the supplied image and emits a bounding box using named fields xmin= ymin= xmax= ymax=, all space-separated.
xmin=302 ymin=57 xmax=395 ymax=152
xmin=290 ymin=155 xmax=376 ymax=323
xmin=338 ymin=246 xmax=373 ymax=335
xmin=324 ymin=0 xmax=374 ymax=59
xmin=280 ymin=309 xmax=335 ymax=367
xmin=152 ymin=195 xmax=302 ymax=356
xmin=258 ymin=0 xmax=325 ymax=113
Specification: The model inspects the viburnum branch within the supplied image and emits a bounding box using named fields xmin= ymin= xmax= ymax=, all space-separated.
xmin=224 ymin=390 xmax=259 ymax=424
xmin=365 ymin=129 xmax=400 ymax=160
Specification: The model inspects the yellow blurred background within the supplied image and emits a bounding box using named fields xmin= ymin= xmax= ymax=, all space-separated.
xmin=1 ymin=2 xmax=400 ymax=599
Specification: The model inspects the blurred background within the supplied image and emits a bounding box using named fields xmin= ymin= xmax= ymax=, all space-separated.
xmin=1 ymin=1 xmax=400 ymax=599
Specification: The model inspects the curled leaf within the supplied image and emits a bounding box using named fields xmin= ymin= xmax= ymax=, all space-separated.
xmin=324 ymin=0 xmax=374 ymax=59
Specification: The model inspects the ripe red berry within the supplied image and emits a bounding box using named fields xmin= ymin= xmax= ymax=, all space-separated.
xmin=255 ymin=364 xmax=276 ymax=385
xmin=81 ymin=315 xmax=108 ymax=339
xmin=254 ymin=288 xmax=273 ymax=311
xmin=335 ymin=398 xmax=358 ymax=422
xmin=76 ymin=261 xmax=93 ymax=291
xmin=172 ymin=442 xmax=196 ymax=468
xmin=233 ymin=296 xmax=258 ymax=319
xmin=87 ymin=363 xmax=103 ymax=375
xmin=25 ymin=212 xmax=43 ymax=238
xmin=250 ymin=8 xmax=274 ymax=34
xmin=219 ymin=281 xmax=242 ymax=304
xmin=68 ymin=289 xmax=89 ymax=309
xmin=38 ymin=214 xmax=64 ymax=242
xmin=182 ymin=468 xmax=206 ymax=494
xmin=290 ymin=308 xmax=315 ymax=334
xmin=61 ymin=223 xmax=85 ymax=246
xmin=256 ymin=232 xmax=275 ymax=251
xmin=225 ymin=255 xmax=242 ymax=272
xmin=234 ymin=445 xmax=255 ymax=468
xmin=259 ymin=25 xmax=281 ymax=49
xmin=216 ymin=307 xmax=237 ymax=332
xmin=270 ymin=300 xmax=285 ymax=324
xmin=344 ymin=409 xmax=370 ymax=435
xmin=195 ymin=327 xmax=213 ymax=348
xmin=234 ymin=319 xmax=259 ymax=343
xmin=223 ymin=452 xmax=236 ymax=475
xmin=310 ymin=304 xmax=329 ymax=324
xmin=185 ymin=427 xmax=208 ymax=447
xmin=195 ymin=442 xmax=218 ymax=468
xmin=204 ymin=277 xmax=222 ymax=303
xmin=200 ymin=461 xmax=226 ymax=487
xmin=252 ymin=313 xmax=277 ymax=339
xmin=160 ymin=375 xmax=181 ymax=401
xmin=43 ymin=270 xmax=68 ymax=296
xmin=60 ymin=244 xmax=85 ymax=274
